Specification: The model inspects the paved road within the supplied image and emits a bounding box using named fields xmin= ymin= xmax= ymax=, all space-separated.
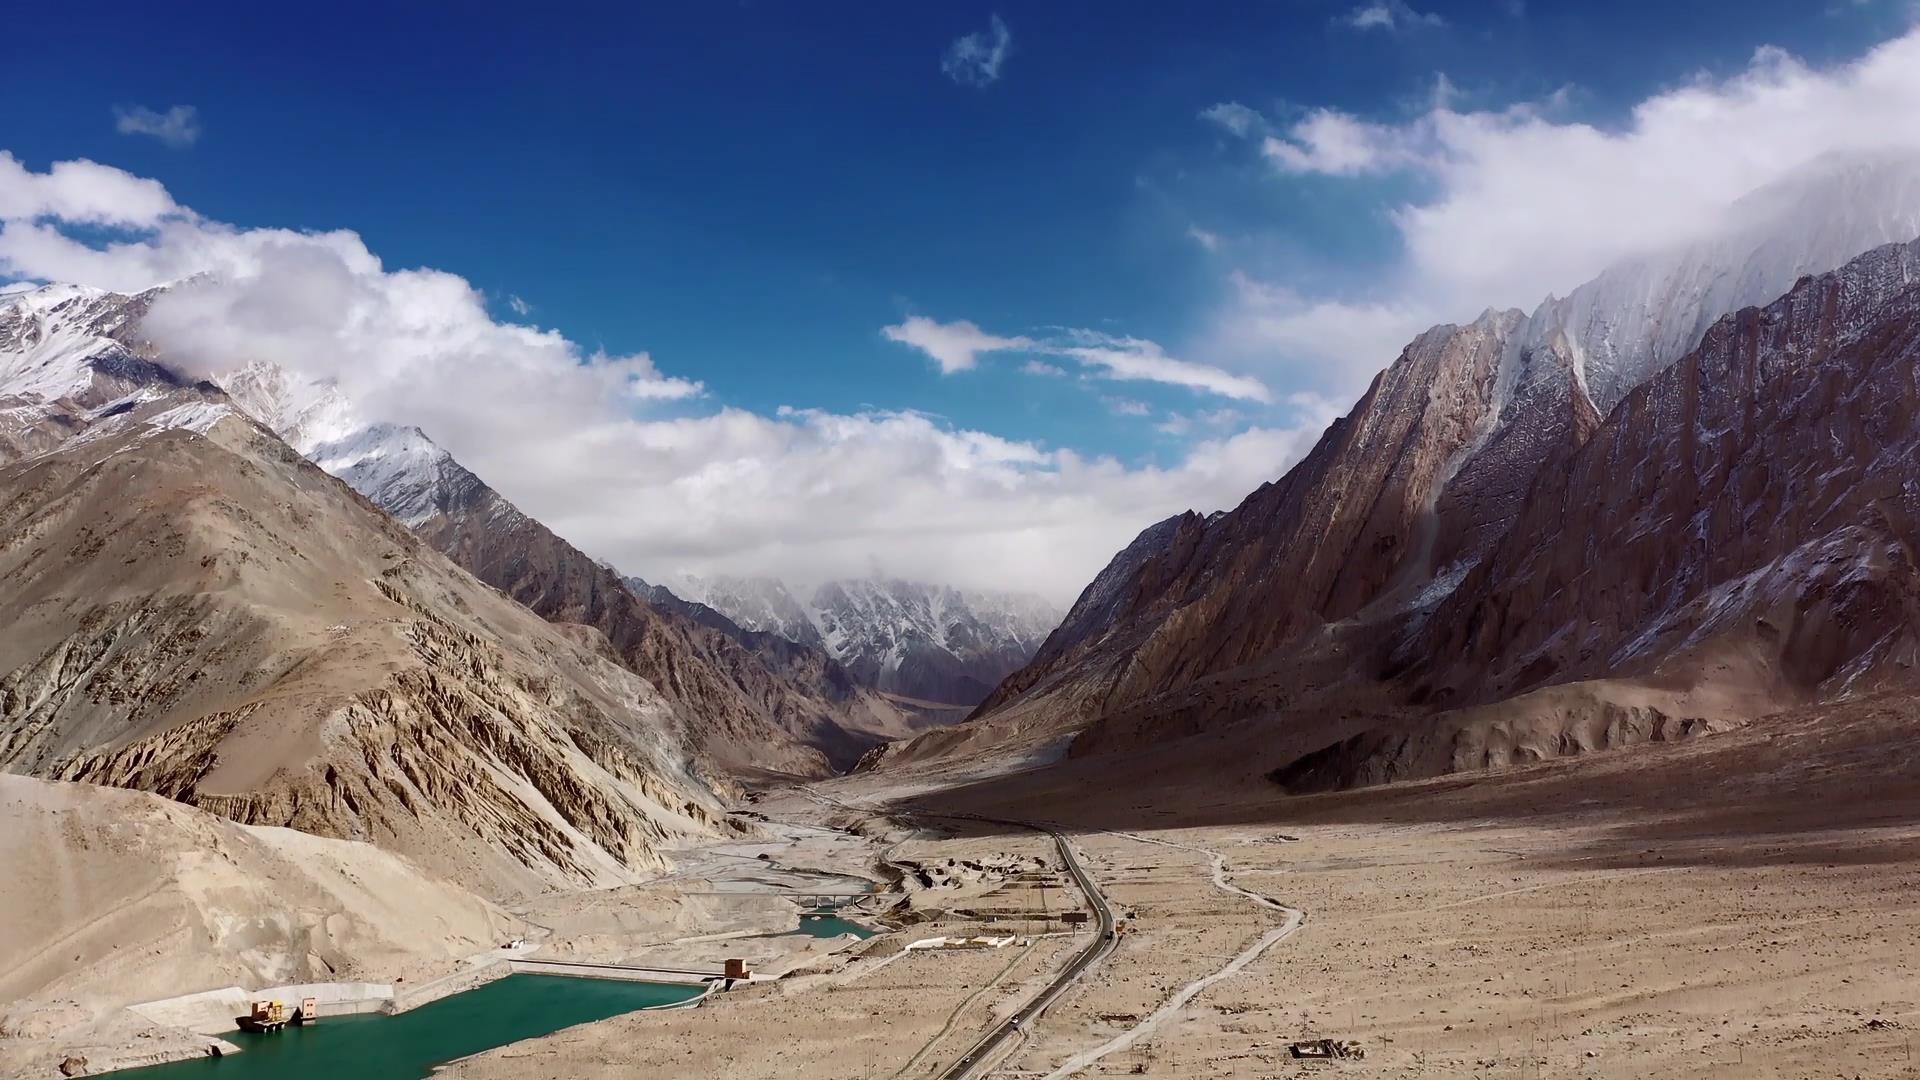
xmin=936 ymin=821 xmax=1117 ymax=1080
xmin=787 ymin=791 xmax=1117 ymax=1078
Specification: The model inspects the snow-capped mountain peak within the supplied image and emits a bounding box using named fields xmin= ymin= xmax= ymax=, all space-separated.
xmin=667 ymin=573 xmax=1063 ymax=705
xmin=0 ymin=283 xmax=164 ymax=407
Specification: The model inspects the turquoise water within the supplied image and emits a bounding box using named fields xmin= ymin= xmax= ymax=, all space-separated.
xmin=113 ymin=975 xmax=703 ymax=1080
xmin=793 ymin=912 xmax=875 ymax=939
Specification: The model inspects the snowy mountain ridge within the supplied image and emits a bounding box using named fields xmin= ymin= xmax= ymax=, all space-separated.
xmin=1513 ymin=150 xmax=1920 ymax=418
xmin=666 ymin=572 xmax=1063 ymax=706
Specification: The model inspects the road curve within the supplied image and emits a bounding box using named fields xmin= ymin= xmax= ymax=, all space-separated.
xmin=936 ymin=821 xmax=1116 ymax=1080
xmin=787 ymin=791 xmax=1117 ymax=1079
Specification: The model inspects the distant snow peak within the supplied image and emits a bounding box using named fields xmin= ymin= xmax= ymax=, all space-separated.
xmin=215 ymin=357 xmax=363 ymax=455
xmin=0 ymin=283 xmax=158 ymax=409
xmin=666 ymin=572 xmax=1063 ymax=705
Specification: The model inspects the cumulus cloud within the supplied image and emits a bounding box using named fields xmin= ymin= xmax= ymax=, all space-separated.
xmin=882 ymin=315 xmax=1032 ymax=374
xmin=1206 ymin=27 xmax=1920 ymax=400
xmin=942 ymin=14 xmax=1012 ymax=87
xmin=0 ymin=154 xmax=1326 ymax=602
xmin=1260 ymin=109 xmax=1433 ymax=175
xmin=1199 ymin=102 xmax=1264 ymax=138
xmin=883 ymin=316 xmax=1271 ymax=402
xmin=0 ymin=151 xmax=183 ymax=228
xmin=1343 ymin=2 xmax=1445 ymax=31
xmin=114 ymin=105 xmax=202 ymax=148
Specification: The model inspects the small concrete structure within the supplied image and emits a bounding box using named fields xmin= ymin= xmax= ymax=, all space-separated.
xmin=129 ymin=982 xmax=395 ymax=1035
xmin=903 ymin=935 xmax=1018 ymax=951
xmin=724 ymin=958 xmax=750 ymax=980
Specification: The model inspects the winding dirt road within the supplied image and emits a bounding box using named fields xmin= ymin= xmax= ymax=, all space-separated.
xmin=1034 ymin=829 xmax=1306 ymax=1079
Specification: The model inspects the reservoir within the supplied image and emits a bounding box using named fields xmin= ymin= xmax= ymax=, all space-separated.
xmin=793 ymin=911 xmax=875 ymax=940
xmin=115 ymin=974 xmax=703 ymax=1080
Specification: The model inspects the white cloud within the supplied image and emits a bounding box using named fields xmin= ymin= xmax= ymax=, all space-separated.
xmin=1200 ymin=102 xmax=1264 ymax=138
xmin=507 ymin=294 xmax=533 ymax=317
xmin=1155 ymin=406 xmax=1243 ymax=437
xmin=1056 ymin=330 xmax=1272 ymax=403
xmin=114 ymin=105 xmax=202 ymax=148
xmin=0 ymin=154 xmax=1329 ymax=603
xmin=1206 ymin=28 xmax=1920 ymax=401
xmin=882 ymin=315 xmax=1032 ymax=374
xmin=882 ymin=316 xmax=1271 ymax=402
xmin=1103 ymin=396 xmax=1151 ymax=417
xmin=0 ymin=152 xmax=184 ymax=228
xmin=1021 ymin=359 xmax=1067 ymax=377
xmin=942 ymin=14 xmax=1013 ymax=87
xmin=1261 ymin=109 xmax=1432 ymax=175
xmin=1186 ymin=225 xmax=1223 ymax=252
xmin=1343 ymin=2 xmax=1446 ymax=31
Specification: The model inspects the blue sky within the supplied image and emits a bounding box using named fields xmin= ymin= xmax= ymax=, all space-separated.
xmin=3 ymin=2 xmax=1918 ymax=596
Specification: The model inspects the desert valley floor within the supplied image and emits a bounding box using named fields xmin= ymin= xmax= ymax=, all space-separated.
xmin=427 ymin=697 xmax=1920 ymax=1080
xmin=5 ymin=693 xmax=1920 ymax=1080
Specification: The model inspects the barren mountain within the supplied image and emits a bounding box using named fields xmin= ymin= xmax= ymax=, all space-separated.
xmin=215 ymin=356 xmax=910 ymax=776
xmin=0 ymin=283 xmax=912 ymax=777
xmin=892 ymin=157 xmax=1920 ymax=789
xmin=0 ymin=371 xmax=730 ymax=896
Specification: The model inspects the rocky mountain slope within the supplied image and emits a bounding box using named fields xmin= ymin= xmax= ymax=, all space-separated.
xmin=666 ymin=573 xmax=1061 ymax=705
xmin=621 ymin=575 xmax=951 ymax=762
xmin=3 ymin=282 xmax=914 ymax=777
xmin=898 ymin=155 xmax=1920 ymax=790
xmin=0 ymin=351 xmax=734 ymax=896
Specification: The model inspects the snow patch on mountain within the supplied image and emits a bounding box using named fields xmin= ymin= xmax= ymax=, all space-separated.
xmin=0 ymin=283 xmax=161 ymax=407
xmin=1519 ymin=151 xmax=1920 ymax=417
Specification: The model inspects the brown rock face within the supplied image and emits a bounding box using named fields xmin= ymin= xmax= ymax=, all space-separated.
xmin=966 ymin=311 xmax=1523 ymax=731
xmin=1411 ymin=239 xmax=1920 ymax=704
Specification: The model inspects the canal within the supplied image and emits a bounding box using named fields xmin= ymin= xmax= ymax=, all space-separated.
xmin=114 ymin=974 xmax=703 ymax=1080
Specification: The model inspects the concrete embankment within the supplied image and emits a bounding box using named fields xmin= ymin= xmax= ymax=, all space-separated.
xmin=505 ymin=958 xmax=713 ymax=984
xmin=127 ymin=981 xmax=396 ymax=1035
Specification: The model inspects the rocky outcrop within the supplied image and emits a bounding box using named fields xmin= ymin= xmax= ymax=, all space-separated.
xmin=1268 ymin=681 xmax=1749 ymax=793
